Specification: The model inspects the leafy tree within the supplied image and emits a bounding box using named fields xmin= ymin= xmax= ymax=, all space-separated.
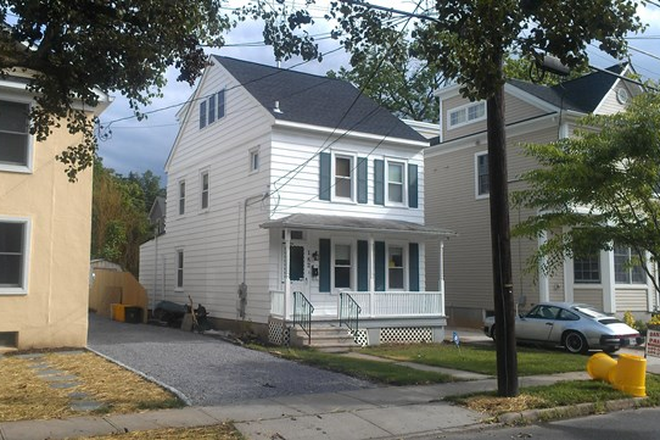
xmin=513 ymin=90 xmax=660 ymax=296
xmin=328 ymin=42 xmax=443 ymax=122
xmin=243 ymin=0 xmax=644 ymax=396
xmin=91 ymin=161 xmax=159 ymax=276
xmin=127 ymin=170 xmax=166 ymax=215
xmin=0 ymin=1 xmax=231 ymax=180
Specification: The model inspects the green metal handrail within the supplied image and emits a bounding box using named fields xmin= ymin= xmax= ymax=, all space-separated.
xmin=293 ymin=291 xmax=314 ymax=345
xmin=339 ymin=291 xmax=361 ymax=333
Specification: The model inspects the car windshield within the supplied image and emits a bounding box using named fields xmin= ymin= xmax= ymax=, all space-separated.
xmin=572 ymin=305 xmax=609 ymax=319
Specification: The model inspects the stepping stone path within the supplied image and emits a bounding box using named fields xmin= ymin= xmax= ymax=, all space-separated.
xmin=14 ymin=352 xmax=105 ymax=412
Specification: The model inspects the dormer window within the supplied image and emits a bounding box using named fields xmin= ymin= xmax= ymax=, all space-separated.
xmin=448 ymin=101 xmax=486 ymax=129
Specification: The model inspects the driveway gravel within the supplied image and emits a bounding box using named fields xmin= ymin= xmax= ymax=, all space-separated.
xmin=87 ymin=315 xmax=373 ymax=406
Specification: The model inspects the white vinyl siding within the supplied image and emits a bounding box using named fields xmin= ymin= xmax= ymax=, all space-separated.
xmin=0 ymin=217 xmax=30 ymax=294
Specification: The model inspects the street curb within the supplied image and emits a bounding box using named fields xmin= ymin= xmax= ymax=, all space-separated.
xmin=497 ymin=397 xmax=647 ymax=425
xmin=85 ymin=347 xmax=193 ymax=406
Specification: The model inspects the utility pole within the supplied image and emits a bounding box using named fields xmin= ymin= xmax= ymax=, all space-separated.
xmin=487 ymin=52 xmax=518 ymax=397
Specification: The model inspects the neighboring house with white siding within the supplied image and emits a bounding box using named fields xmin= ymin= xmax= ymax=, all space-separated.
xmin=139 ymin=56 xmax=454 ymax=347
xmin=425 ymin=63 xmax=656 ymax=328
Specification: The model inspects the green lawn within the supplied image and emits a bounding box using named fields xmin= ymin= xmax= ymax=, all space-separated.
xmin=260 ymin=347 xmax=456 ymax=385
xmin=361 ymin=343 xmax=588 ymax=376
xmin=448 ymin=374 xmax=660 ymax=416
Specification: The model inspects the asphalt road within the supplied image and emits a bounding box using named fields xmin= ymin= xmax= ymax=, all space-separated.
xmin=87 ymin=315 xmax=372 ymax=406
xmin=421 ymin=407 xmax=660 ymax=440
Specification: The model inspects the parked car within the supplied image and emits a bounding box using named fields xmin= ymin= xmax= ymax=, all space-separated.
xmin=483 ymin=302 xmax=642 ymax=354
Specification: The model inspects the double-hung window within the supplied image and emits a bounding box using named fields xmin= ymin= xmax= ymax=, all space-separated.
xmin=334 ymin=156 xmax=353 ymax=200
xmin=388 ymin=245 xmax=404 ymax=289
xmin=574 ymin=253 xmax=601 ymax=284
xmin=476 ymin=152 xmax=489 ymax=197
xmin=0 ymin=218 xmax=30 ymax=293
xmin=179 ymin=181 xmax=186 ymax=215
xmin=334 ymin=244 xmax=351 ymax=288
xmin=387 ymin=161 xmax=404 ymax=204
xmin=201 ymin=172 xmax=209 ymax=210
xmin=176 ymin=250 xmax=184 ymax=289
xmin=614 ymin=245 xmax=646 ymax=284
xmin=0 ymin=100 xmax=31 ymax=171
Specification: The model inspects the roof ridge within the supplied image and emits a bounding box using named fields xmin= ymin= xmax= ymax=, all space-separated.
xmin=212 ymin=54 xmax=346 ymax=84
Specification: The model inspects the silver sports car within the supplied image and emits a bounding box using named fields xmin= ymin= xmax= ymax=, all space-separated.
xmin=483 ymin=302 xmax=642 ymax=354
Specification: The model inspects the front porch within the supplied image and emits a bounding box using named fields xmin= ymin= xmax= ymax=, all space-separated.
xmin=261 ymin=213 xmax=453 ymax=348
xmin=269 ymin=289 xmax=448 ymax=348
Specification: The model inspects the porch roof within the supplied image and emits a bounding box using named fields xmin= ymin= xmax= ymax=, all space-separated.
xmin=260 ymin=214 xmax=456 ymax=238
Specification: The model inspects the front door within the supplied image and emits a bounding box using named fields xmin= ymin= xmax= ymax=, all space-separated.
xmin=289 ymin=244 xmax=307 ymax=296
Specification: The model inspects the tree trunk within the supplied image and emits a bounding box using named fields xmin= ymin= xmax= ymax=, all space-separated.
xmin=487 ymin=55 xmax=518 ymax=397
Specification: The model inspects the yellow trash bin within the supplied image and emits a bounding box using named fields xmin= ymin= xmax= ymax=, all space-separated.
xmin=111 ymin=303 xmax=126 ymax=322
xmin=586 ymin=352 xmax=617 ymax=381
xmin=611 ymin=353 xmax=647 ymax=397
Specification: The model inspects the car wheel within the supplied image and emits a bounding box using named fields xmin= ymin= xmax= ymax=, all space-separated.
xmin=564 ymin=331 xmax=588 ymax=354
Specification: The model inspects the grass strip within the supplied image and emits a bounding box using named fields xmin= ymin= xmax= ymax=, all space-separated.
xmin=448 ymin=374 xmax=660 ymax=416
xmin=362 ymin=343 xmax=587 ymax=376
xmin=260 ymin=347 xmax=456 ymax=385
xmin=73 ymin=423 xmax=244 ymax=440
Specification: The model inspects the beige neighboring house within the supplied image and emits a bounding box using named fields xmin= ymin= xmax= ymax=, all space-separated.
xmin=425 ymin=63 xmax=655 ymax=328
xmin=0 ymin=72 xmax=110 ymax=350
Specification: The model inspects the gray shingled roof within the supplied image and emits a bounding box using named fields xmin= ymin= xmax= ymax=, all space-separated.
xmin=214 ymin=56 xmax=426 ymax=143
xmin=260 ymin=213 xmax=455 ymax=237
xmin=509 ymin=63 xmax=627 ymax=113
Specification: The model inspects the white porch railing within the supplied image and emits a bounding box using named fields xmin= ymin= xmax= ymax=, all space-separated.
xmin=347 ymin=291 xmax=445 ymax=318
xmin=270 ymin=289 xmax=445 ymax=320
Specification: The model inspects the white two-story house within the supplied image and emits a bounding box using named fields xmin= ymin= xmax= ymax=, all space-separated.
xmin=425 ymin=63 xmax=655 ymax=328
xmin=139 ymin=56 xmax=454 ymax=347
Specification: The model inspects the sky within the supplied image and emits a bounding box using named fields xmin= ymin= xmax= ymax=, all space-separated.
xmin=96 ymin=3 xmax=660 ymax=183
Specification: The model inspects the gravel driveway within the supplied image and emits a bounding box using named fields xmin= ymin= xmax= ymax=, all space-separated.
xmin=87 ymin=315 xmax=372 ymax=406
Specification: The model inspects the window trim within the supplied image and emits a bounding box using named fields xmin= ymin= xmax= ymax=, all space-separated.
xmin=178 ymin=180 xmax=186 ymax=216
xmin=175 ymin=249 xmax=184 ymax=290
xmin=614 ymin=245 xmax=646 ymax=285
xmin=573 ymin=252 xmax=601 ymax=285
xmin=329 ymin=152 xmax=357 ymax=203
xmin=447 ymin=101 xmax=486 ymax=130
xmin=386 ymin=242 xmax=407 ymax=290
xmin=475 ymin=151 xmax=489 ymax=199
xmin=249 ymin=147 xmax=260 ymax=173
xmin=332 ymin=242 xmax=353 ymax=290
xmin=200 ymin=171 xmax=209 ymax=211
xmin=0 ymin=97 xmax=34 ymax=174
xmin=385 ymin=159 xmax=406 ymax=206
xmin=0 ymin=216 xmax=31 ymax=295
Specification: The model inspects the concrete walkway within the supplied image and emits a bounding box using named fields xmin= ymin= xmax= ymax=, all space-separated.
xmin=0 ymin=371 xmax=590 ymax=440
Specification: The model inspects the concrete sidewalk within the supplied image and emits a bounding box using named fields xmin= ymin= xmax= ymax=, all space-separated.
xmin=0 ymin=371 xmax=589 ymax=440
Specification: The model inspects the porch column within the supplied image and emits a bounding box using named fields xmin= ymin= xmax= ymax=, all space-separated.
xmin=602 ymin=247 xmax=616 ymax=313
xmin=369 ymin=235 xmax=375 ymax=317
xmin=538 ymin=232 xmax=550 ymax=303
xmin=284 ymin=228 xmax=291 ymax=321
xmin=439 ymin=239 xmax=446 ymax=316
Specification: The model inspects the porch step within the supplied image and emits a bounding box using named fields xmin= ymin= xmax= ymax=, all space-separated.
xmin=290 ymin=325 xmax=358 ymax=352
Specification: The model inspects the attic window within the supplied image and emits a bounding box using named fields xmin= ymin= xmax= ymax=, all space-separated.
xmin=448 ymin=101 xmax=486 ymax=129
xmin=199 ymin=90 xmax=226 ymax=129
